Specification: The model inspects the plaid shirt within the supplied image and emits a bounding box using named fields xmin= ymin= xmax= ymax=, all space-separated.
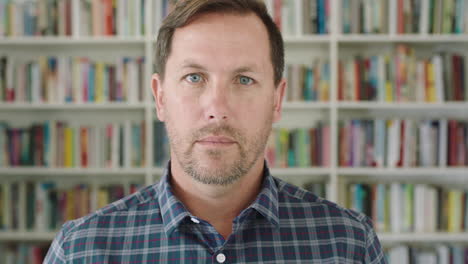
xmin=45 ymin=162 xmax=386 ymax=263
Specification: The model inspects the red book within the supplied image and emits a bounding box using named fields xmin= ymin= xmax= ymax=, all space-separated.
xmin=456 ymin=125 xmax=465 ymax=166
xmin=397 ymin=0 xmax=404 ymax=34
xmin=452 ymin=55 xmax=463 ymax=101
xmin=396 ymin=120 xmax=405 ymax=167
xmin=103 ymin=0 xmax=113 ymax=35
xmin=354 ymin=58 xmax=361 ymax=100
xmin=273 ymin=0 xmax=282 ymax=31
xmin=80 ymin=127 xmax=88 ymax=167
xmin=448 ymin=120 xmax=458 ymax=166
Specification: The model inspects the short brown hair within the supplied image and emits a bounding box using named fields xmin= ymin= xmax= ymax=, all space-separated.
xmin=154 ymin=0 xmax=284 ymax=86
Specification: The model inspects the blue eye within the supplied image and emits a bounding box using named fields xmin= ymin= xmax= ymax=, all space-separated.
xmin=186 ymin=74 xmax=202 ymax=83
xmin=239 ymin=76 xmax=253 ymax=85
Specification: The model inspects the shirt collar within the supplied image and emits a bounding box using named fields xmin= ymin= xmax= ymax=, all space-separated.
xmin=156 ymin=160 xmax=280 ymax=237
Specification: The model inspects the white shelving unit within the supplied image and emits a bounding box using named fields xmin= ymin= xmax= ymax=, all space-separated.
xmin=0 ymin=0 xmax=467 ymax=247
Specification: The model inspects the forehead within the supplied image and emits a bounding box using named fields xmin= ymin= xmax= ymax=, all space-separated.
xmin=167 ymin=12 xmax=272 ymax=73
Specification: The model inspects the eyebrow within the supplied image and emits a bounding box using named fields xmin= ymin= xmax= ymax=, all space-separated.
xmin=180 ymin=60 xmax=260 ymax=74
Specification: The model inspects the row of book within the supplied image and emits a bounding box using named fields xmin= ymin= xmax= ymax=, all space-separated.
xmin=79 ymin=0 xmax=146 ymax=36
xmin=0 ymin=243 xmax=48 ymax=264
xmin=0 ymin=0 xmax=72 ymax=37
xmin=339 ymin=119 xmax=468 ymax=168
xmin=0 ymin=55 xmax=145 ymax=103
xmin=338 ymin=46 xmax=468 ymax=102
xmin=386 ymin=244 xmax=468 ymax=264
xmin=0 ymin=0 xmax=150 ymax=37
xmin=348 ymin=182 xmax=468 ymax=233
xmin=0 ymin=180 xmax=142 ymax=232
xmin=341 ymin=0 xmax=468 ymax=35
xmin=265 ymin=0 xmax=329 ymax=35
xmin=284 ymin=61 xmax=330 ymax=102
xmin=265 ymin=124 xmax=330 ymax=168
xmin=1 ymin=120 xmax=147 ymax=168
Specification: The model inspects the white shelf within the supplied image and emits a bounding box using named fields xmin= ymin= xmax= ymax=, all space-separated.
xmin=0 ymin=231 xmax=57 ymax=242
xmin=0 ymin=102 xmax=147 ymax=110
xmin=0 ymin=36 xmax=146 ymax=45
xmin=337 ymin=101 xmax=468 ymax=110
xmin=283 ymin=101 xmax=330 ymax=110
xmin=378 ymin=232 xmax=468 ymax=243
xmin=283 ymin=35 xmax=331 ymax=44
xmin=152 ymin=167 xmax=330 ymax=177
xmin=338 ymin=34 xmax=468 ymax=43
xmin=338 ymin=167 xmax=468 ymax=177
xmin=0 ymin=167 xmax=147 ymax=176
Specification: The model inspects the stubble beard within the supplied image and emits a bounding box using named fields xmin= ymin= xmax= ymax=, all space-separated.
xmin=164 ymin=113 xmax=273 ymax=186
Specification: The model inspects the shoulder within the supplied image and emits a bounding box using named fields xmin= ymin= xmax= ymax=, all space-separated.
xmin=273 ymin=177 xmax=375 ymax=237
xmin=60 ymin=182 xmax=162 ymax=244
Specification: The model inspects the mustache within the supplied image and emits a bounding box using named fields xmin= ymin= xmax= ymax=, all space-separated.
xmin=192 ymin=124 xmax=243 ymax=143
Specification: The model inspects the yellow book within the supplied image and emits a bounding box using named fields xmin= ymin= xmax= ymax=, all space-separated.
xmin=97 ymin=188 xmax=109 ymax=209
xmin=426 ymin=62 xmax=436 ymax=102
xmin=384 ymin=56 xmax=393 ymax=102
xmin=95 ymin=62 xmax=104 ymax=102
xmin=448 ymin=190 xmax=462 ymax=233
xmin=64 ymin=127 xmax=74 ymax=167
xmin=66 ymin=189 xmax=75 ymax=221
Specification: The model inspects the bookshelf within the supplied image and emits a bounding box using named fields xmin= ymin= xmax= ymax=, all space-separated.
xmin=1 ymin=0 xmax=468 ymax=261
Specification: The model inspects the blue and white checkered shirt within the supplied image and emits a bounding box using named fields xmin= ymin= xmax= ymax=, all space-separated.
xmin=45 ymin=161 xmax=386 ymax=263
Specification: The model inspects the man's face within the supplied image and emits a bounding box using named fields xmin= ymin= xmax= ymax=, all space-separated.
xmin=152 ymin=12 xmax=285 ymax=186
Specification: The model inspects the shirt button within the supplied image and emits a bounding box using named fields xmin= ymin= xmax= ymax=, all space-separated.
xmin=190 ymin=217 xmax=200 ymax=224
xmin=216 ymin=253 xmax=226 ymax=263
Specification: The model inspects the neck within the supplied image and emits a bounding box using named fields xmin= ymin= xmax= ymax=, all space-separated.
xmin=169 ymin=158 xmax=265 ymax=239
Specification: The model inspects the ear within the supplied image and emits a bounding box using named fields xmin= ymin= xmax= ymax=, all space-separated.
xmin=273 ymin=78 xmax=286 ymax=123
xmin=151 ymin=73 xmax=165 ymax=122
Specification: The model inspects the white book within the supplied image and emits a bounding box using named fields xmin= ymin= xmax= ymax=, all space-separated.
xmin=111 ymin=123 xmax=120 ymax=168
xmin=432 ymin=54 xmax=445 ymax=102
xmin=403 ymin=119 xmax=412 ymax=167
xmin=414 ymin=184 xmax=425 ymax=233
xmin=57 ymin=56 xmax=66 ymax=104
xmin=90 ymin=184 xmax=98 ymax=212
xmin=390 ymin=183 xmax=402 ymax=233
xmin=374 ymin=119 xmax=386 ymax=167
xmin=2 ymin=182 xmax=11 ymax=230
xmin=129 ymin=59 xmax=138 ymax=103
xmin=419 ymin=121 xmax=432 ymax=167
xmin=417 ymin=252 xmax=437 ymax=264
xmin=265 ymin=0 xmax=274 ymax=17
xmin=387 ymin=119 xmax=401 ymax=168
xmin=389 ymin=245 xmax=409 ymax=264
xmin=124 ymin=120 xmax=132 ymax=168
xmin=438 ymin=119 xmax=448 ymax=167
xmin=415 ymin=61 xmax=425 ymax=102
xmin=388 ymin=0 xmax=397 ymax=34
xmin=364 ymin=0 xmax=372 ymax=34
xmin=429 ymin=187 xmax=437 ymax=232
xmin=135 ymin=0 xmax=142 ymax=36
xmin=117 ymin=0 xmax=125 ymax=36
xmin=35 ymin=182 xmax=46 ymax=231
xmin=294 ymin=0 xmax=302 ymax=35
xmin=436 ymin=244 xmax=450 ymax=264
xmin=420 ymin=0 xmax=429 ymax=34
xmin=15 ymin=62 xmax=25 ymax=102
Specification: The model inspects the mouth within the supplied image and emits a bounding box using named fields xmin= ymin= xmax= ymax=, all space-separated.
xmin=196 ymin=136 xmax=237 ymax=146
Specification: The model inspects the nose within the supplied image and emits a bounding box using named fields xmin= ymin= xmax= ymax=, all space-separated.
xmin=202 ymin=80 xmax=230 ymax=122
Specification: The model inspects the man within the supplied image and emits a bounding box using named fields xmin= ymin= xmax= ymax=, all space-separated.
xmin=45 ymin=0 xmax=386 ymax=263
